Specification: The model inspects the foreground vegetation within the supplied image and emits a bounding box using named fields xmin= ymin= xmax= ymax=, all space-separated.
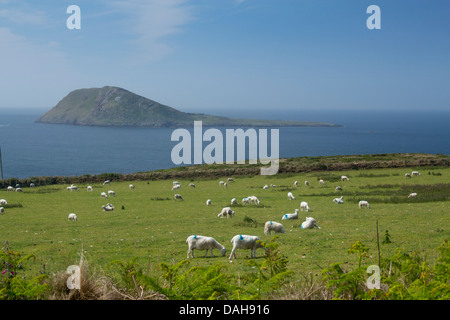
xmin=0 ymin=154 xmax=448 ymax=300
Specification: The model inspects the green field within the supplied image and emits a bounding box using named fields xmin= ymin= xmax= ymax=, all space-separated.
xmin=1 ymin=163 xmax=448 ymax=294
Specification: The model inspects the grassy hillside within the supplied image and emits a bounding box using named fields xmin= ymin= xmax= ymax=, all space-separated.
xmin=0 ymin=159 xmax=448 ymax=299
xmin=36 ymin=86 xmax=340 ymax=128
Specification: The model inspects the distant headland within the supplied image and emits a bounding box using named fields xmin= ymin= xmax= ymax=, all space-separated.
xmin=36 ymin=86 xmax=341 ymax=128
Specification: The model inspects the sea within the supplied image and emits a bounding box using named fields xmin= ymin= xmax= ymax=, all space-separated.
xmin=0 ymin=108 xmax=448 ymax=179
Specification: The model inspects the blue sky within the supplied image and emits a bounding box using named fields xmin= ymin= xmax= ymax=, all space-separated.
xmin=0 ymin=0 xmax=449 ymax=113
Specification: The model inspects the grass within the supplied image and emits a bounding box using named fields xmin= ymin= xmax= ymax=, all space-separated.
xmin=0 ymin=164 xmax=449 ymax=298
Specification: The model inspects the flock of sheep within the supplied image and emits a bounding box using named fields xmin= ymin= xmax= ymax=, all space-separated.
xmin=0 ymin=170 xmax=423 ymax=261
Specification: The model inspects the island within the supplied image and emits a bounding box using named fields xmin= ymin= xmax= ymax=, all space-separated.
xmin=36 ymin=86 xmax=340 ymax=128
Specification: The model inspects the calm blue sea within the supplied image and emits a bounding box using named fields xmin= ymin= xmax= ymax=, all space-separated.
xmin=0 ymin=109 xmax=448 ymax=179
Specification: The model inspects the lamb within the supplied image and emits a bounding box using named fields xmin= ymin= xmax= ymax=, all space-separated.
xmin=359 ymin=200 xmax=370 ymax=209
xmin=300 ymin=201 xmax=310 ymax=212
xmin=30 ymin=183 xmax=35 ymax=188
xmin=219 ymin=181 xmax=225 ymax=186
xmin=227 ymin=178 xmax=234 ymax=182
xmin=294 ymin=181 xmax=298 ymax=187
xmin=282 ymin=209 xmax=299 ymax=220
xmin=218 ymin=207 xmax=235 ymax=218
xmin=304 ymin=181 xmax=309 ymax=187
xmin=68 ymin=213 xmax=77 ymax=221
xmin=301 ymin=217 xmax=321 ymax=229
xmin=0 ymin=207 xmax=4 ymax=214
xmin=229 ymin=235 xmax=264 ymax=260
xmin=172 ymin=184 xmax=181 ymax=190
xmin=412 ymin=171 xmax=420 ymax=176
xmin=264 ymin=221 xmax=286 ymax=235
xmin=87 ymin=186 xmax=93 ymax=192
xmin=103 ymin=180 xmax=110 ymax=185
xmin=231 ymin=198 xmax=237 ymax=205
xmin=341 ymin=176 xmax=349 ymax=181
xmin=129 ymin=184 xmax=135 ymax=189
xmin=174 ymin=194 xmax=184 ymax=201
xmin=242 ymin=197 xmax=250 ymax=204
xmin=408 ymin=192 xmax=418 ymax=198
xmin=405 ymin=173 xmax=412 ymax=178
xmin=335 ymin=186 xmax=343 ymax=191
xmin=189 ymin=183 xmax=196 ymax=188
xmin=100 ymin=192 xmax=108 ymax=198
xmin=319 ymin=179 xmax=325 ymax=185
xmin=333 ymin=196 xmax=344 ymax=204
xmin=287 ymin=192 xmax=295 ymax=200
xmin=108 ymin=190 xmax=117 ymax=197
xmin=7 ymin=186 xmax=14 ymax=191
xmin=206 ymin=199 xmax=211 ymax=206
xmin=102 ymin=203 xmax=115 ymax=211
xmin=186 ymin=235 xmax=226 ymax=259
xmin=15 ymin=187 xmax=23 ymax=192
xmin=248 ymin=195 xmax=260 ymax=205
xmin=0 ymin=199 xmax=7 ymax=206
xmin=263 ymin=185 xmax=269 ymax=189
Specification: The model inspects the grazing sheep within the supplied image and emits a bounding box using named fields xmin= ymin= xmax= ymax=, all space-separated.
xmin=100 ymin=192 xmax=108 ymax=198
xmin=108 ymin=190 xmax=117 ymax=197
xmin=227 ymin=178 xmax=234 ymax=182
xmin=264 ymin=221 xmax=286 ymax=235
xmin=287 ymin=192 xmax=295 ymax=200
xmin=408 ymin=192 xmax=418 ymax=198
xmin=304 ymin=181 xmax=309 ymax=187
xmin=294 ymin=181 xmax=298 ymax=187
xmin=174 ymin=194 xmax=184 ymax=201
xmin=218 ymin=207 xmax=235 ymax=218
xmin=300 ymin=201 xmax=310 ymax=212
xmin=405 ymin=173 xmax=412 ymax=178
xmin=206 ymin=199 xmax=211 ymax=206
xmin=412 ymin=171 xmax=420 ymax=176
xmin=341 ymin=176 xmax=349 ymax=181
xmin=263 ymin=185 xmax=269 ymax=189
xmin=248 ymin=196 xmax=260 ymax=205
xmin=186 ymin=235 xmax=226 ymax=259
xmin=189 ymin=183 xmax=196 ymax=188
xmin=231 ymin=198 xmax=237 ymax=205
xmin=0 ymin=207 xmax=4 ymax=214
xmin=103 ymin=180 xmax=110 ymax=185
xmin=87 ymin=186 xmax=93 ymax=192
xmin=219 ymin=181 xmax=225 ymax=186
xmin=335 ymin=186 xmax=343 ymax=191
xmin=242 ymin=197 xmax=250 ymax=204
xmin=0 ymin=199 xmax=7 ymax=206
xmin=224 ymin=182 xmax=228 ymax=188
xmin=359 ymin=200 xmax=370 ymax=209
xmin=30 ymin=183 xmax=35 ymax=188
xmin=129 ymin=184 xmax=135 ymax=189
xmin=67 ymin=185 xmax=79 ymax=192
xmin=333 ymin=196 xmax=344 ymax=204
xmin=319 ymin=179 xmax=325 ymax=185
xmin=68 ymin=213 xmax=77 ymax=221
xmin=7 ymin=186 xmax=14 ymax=191
xmin=301 ymin=217 xmax=321 ymax=229
xmin=15 ymin=187 xmax=23 ymax=192
xmin=229 ymin=235 xmax=264 ymax=260
xmin=282 ymin=209 xmax=299 ymax=220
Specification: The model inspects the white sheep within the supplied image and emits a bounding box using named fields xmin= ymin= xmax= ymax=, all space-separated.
xmin=218 ymin=207 xmax=235 ymax=218
xmin=405 ymin=173 xmax=412 ymax=178
xmin=282 ymin=209 xmax=299 ymax=220
xmin=227 ymin=178 xmax=234 ymax=182
xmin=129 ymin=184 xmax=135 ymax=189
xmin=0 ymin=199 xmax=7 ymax=206
xmin=68 ymin=213 xmax=77 ymax=221
xmin=242 ymin=197 xmax=250 ymax=204
xmin=87 ymin=186 xmax=93 ymax=192
xmin=301 ymin=217 xmax=321 ymax=229
xmin=300 ymin=201 xmax=310 ymax=212
xmin=102 ymin=203 xmax=114 ymax=211
xmin=0 ymin=207 xmax=4 ymax=214
xmin=229 ymin=235 xmax=264 ymax=260
xmin=174 ymin=194 xmax=184 ymax=201
xmin=319 ymin=179 xmax=325 ymax=185
xmin=304 ymin=181 xmax=309 ymax=187
xmin=359 ymin=200 xmax=370 ymax=209
xmin=412 ymin=171 xmax=420 ymax=176
xmin=206 ymin=199 xmax=211 ymax=206
xmin=219 ymin=180 xmax=225 ymax=186
xmin=108 ymin=190 xmax=117 ymax=197
xmin=30 ymin=183 xmax=35 ymax=188
xmin=189 ymin=183 xmax=196 ymax=188
xmin=408 ymin=192 xmax=418 ymax=198
xmin=15 ymin=187 xmax=23 ymax=192
xmin=341 ymin=176 xmax=349 ymax=181
xmin=263 ymin=184 xmax=269 ymax=189
xmin=186 ymin=235 xmax=226 ymax=259
xmin=287 ymin=192 xmax=295 ymax=200
xmin=231 ymin=198 xmax=237 ymax=205
xmin=172 ymin=184 xmax=181 ymax=190
xmin=103 ymin=180 xmax=110 ymax=185
xmin=224 ymin=182 xmax=228 ymax=188
xmin=335 ymin=186 xmax=343 ymax=191
xmin=333 ymin=196 xmax=344 ymax=204
xmin=264 ymin=221 xmax=286 ymax=235
xmin=100 ymin=192 xmax=108 ymax=198
xmin=293 ymin=181 xmax=298 ymax=187
xmin=248 ymin=195 xmax=260 ymax=205
xmin=7 ymin=186 xmax=14 ymax=192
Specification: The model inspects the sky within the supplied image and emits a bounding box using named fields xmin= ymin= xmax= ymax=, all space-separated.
xmin=0 ymin=0 xmax=449 ymax=114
